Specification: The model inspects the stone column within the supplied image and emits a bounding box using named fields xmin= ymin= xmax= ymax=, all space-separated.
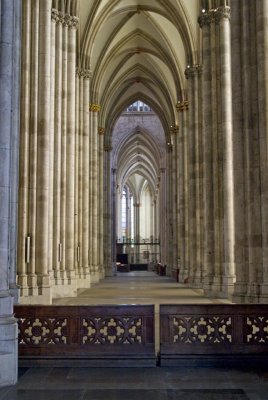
xmin=48 ymin=8 xmax=56 ymax=285
xmin=52 ymin=10 xmax=63 ymax=286
xmin=17 ymin=0 xmax=31 ymax=294
xmin=35 ymin=0 xmax=52 ymax=301
xmin=257 ymin=0 xmax=268 ymax=300
xmin=77 ymin=68 xmax=84 ymax=280
xmin=104 ymin=145 xmax=113 ymax=276
xmin=65 ymin=15 xmax=79 ymax=289
xmin=134 ymin=203 xmax=140 ymax=262
xmin=59 ymin=13 xmax=68 ymax=282
xmin=98 ymin=128 xmax=105 ymax=278
xmin=0 ymin=0 xmax=21 ymax=386
xmin=89 ymin=103 xmax=101 ymax=282
xmin=185 ymin=65 xmax=202 ymax=286
xmin=198 ymin=11 xmax=214 ymax=292
xmin=176 ymin=101 xmax=189 ymax=282
xmin=216 ymin=6 xmax=236 ymax=295
xmin=81 ymin=70 xmax=91 ymax=286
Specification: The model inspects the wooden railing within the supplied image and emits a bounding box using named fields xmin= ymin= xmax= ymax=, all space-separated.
xmin=14 ymin=305 xmax=155 ymax=367
xmin=160 ymin=304 xmax=268 ymax=366
xmin=14 ymin=304 xmax=268 ymax=367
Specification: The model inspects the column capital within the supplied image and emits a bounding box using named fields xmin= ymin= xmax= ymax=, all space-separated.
xmin=184 ymin=64 xmax=202 ymax=79
xmin=69 ymin=16 xmax=79 ymax=30
xmin=63 ymin=13 xmax=71 ymax=27
xmin=170 ymin=125 xmax=179 ymax=134
xmin=198 ymin=11 xmax=213 ymax=28
xmin=51 ymin=8 xmax=59 ymax=23
xmin=76 ymin=68 xmax=92 ymax=79
xmin=104 ymin=145 xmax=113 ymax=152
xmin=176 ymin=100 xmax=189 ymax=112
xmin=89 ymin=103 xmax=101 ymax=112
xmin=214 ymin=6 xmax=231 ymax=23
xmin=98 ymin=127 xmax=105 ymax=135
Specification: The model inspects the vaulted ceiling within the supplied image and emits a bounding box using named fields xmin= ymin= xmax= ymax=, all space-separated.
xmin=77 ymin=0 xmax=201 ymax=137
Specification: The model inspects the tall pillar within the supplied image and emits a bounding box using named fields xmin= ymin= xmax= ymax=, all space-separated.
xmin=257 ymin=0 xmax=268 ymax=301
xmin=185 ymin=65 xmax=202 ymax=286
xmin=81 ymin=70 xmax=91 ymax=286
xmin=98 ymin=127 xmax=105 ymax=278
xmin=52 ymin=10 xmax=63 ymax=286
xmin=104 ymin=145 xmax=113 ymax=276
xmin=0 ymin=0 xmax=21 ymax=386
xmin=176 ymin=101 xmax=189 ymax=282
xmin=65 ymin=15 xmax=79 ymax=289
xmin=89 ymin=103 xmax=101 ymax=282
xmin=35 ymin=0 xmax=52 ymax=301
xmin=216 ymin=6 xmax=236 ymax=295
xmin=198 ymin=11 xmax=214 ymax=292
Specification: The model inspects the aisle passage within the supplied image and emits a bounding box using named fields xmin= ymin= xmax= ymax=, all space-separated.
xmin=53 ymin=272 xmax=232 ymax=305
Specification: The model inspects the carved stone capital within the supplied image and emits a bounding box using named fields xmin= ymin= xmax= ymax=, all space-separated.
xmin=70 ymin=16 xmax=79 ymax=30
xmin=184 ymin=64 xmax=201 ymax=79
xmin=63 ymin=13 xmax=71 ymax=27
xmin=214 ymin=6 xmax=231 ymax=23
xmin=98 ymin=127 xmax=105 ymax=135
xmin=198 ymin=11 xmax=212 ymax=28
xmin=51 ymin=8 xmax=59 ymax=23
xmin=76 ymin=68 xmax=92 ymax=79
xmin=176 ymin=101 xmax=189 ymax=112
xmin=58 ymin=11 xmax=65 ymax=25
xmin=104 ymin=145 xmax=113 ymax=152
xmin=170 ymin=125 xmax=179 ymax=134
xmin=89 ymin=103 xmax=101 ymax=112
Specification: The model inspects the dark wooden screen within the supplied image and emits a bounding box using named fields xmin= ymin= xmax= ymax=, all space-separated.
xmin=160 ymin=304 xmax=268 ymax=366
xmin=14 ymin=305 xmax=155 ymax=367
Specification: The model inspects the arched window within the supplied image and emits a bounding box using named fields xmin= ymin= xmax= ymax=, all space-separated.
xmin=126 ymin=100 xmax=151 ymax=112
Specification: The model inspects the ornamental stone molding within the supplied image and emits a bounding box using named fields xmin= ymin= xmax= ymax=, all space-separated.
xmin=89 ymin=103 xmax=101 ymax=112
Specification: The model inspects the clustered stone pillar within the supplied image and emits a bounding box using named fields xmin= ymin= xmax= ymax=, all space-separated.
xmin=0 ymin=0 xmax=20 ymax=386
xmin=17 ymin=3 xmax=81 ymax=303
xmin=230 ymin=0 xmax=268 ymax=303
xmin=198 ymin=5 xmax=235 ymax=298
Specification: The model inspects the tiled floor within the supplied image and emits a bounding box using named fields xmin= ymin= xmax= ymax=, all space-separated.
xmin=1 ymin=367 xmax=268 ymax=400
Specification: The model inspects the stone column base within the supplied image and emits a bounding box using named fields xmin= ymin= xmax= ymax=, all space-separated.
xmin=0 ymin=293 xmax=18 ymax=387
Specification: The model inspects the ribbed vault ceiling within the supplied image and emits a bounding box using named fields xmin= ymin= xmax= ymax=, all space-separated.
xmin=78 ymin=0 xmax=200 ymax=140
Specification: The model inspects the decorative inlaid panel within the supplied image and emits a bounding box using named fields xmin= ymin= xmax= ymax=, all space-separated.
xmin=18 ymin=317 xmax=68 ymax=345
xmin=172 ymin=316 xmax=232 ymax=344
xmin=82 ymin=317 xmax=142 ymax=344
xmin=246 ymin=316 xmax=268 ymax=344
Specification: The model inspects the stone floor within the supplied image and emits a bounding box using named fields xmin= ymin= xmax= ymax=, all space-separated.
xmin=53 ymin=271 xmax=232 ymax=306
xmin=1 ymin=366 xmax=268 ymax=400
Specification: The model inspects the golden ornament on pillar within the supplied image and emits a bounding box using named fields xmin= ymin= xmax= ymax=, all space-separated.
xmin=98 ymin=127 xmax=105 ymax=135
xmin=89 ymin=103 xmax=101 ymax=112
